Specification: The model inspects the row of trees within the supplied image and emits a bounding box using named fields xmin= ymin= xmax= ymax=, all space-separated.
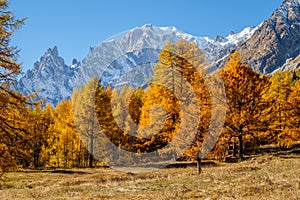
xmin=0 ymin=1 xmax=93 ymax=172
xmin=1 ymin=101 xmax=93 ymax=171
xmin=2 ymin=62 xmax=299 ymax=170
xmin=0 ymin=0 xmax=299 ymax=173
xmin=215 ymin=53 xmax=300 ymax=160
xmin=42 ymin=41 xmax=300 ymax=167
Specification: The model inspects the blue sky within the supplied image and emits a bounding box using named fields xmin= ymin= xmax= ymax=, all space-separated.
xmin=10 ymin=0 xmax=283 ymax=71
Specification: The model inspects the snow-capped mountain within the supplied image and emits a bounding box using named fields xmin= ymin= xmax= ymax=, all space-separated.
xmin=15 ymin=46 xmax=79 ymax=105
xmin=75 ymin=24 xmax=256 ymax=90
xmin=19 ymin=24 xmax=254 ymax=105
xmin=15 ymin=0 xmax=300 ymax=105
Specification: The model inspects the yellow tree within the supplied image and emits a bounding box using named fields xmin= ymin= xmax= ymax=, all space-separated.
xmin=128 ymin=87 xmax=144 ymax=126
xmin=137 ymin=83 xmax=181 ymax=158
xmin=278 ymin=78 xmax=300 ymax=148
xmin=95 ymin=80 xmax=181 ymax=156
xmin=0 ymin=0 xmax=32 ymax=173
xmin=73 ymin=77 xmax=103 ymax=168
xmin=141 ymin=39 xmax=210 ymax=162
xmin=24 ymin=105 xmax=54 ymax=168
xmin=94 ymin=40 xmax=210 ymax=171
xmin=262 ymin=70 xmax=300 ymax=149
xmin=50 ymin=100 xmax=84 ymax=168
xmin=112 ymin=85 xmax=135 ymax=136
xmin=0 ymin=92 xmax=29 ymax=172
xmin=220 ymin=52 xmax=269 ymax=160
xmin=265 ymin=71 xmax=293 ymax=136
xmin=175 ymin=41 xmax=210 ymax=161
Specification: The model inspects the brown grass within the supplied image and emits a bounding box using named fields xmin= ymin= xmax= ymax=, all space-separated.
xmin=0 ymin=155 xmax=299 ymax=200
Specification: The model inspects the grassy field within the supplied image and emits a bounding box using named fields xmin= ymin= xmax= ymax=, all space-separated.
xmin=0 ymin=154 xmax=299 ymax=200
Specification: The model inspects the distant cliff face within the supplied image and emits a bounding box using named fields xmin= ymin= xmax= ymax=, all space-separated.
xmin=235 ymin=0 xmax=300 ymax=73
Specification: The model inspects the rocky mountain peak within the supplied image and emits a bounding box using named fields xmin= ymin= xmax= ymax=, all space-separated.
xmin=72 ymin=58 xmax=79 ymax=65
xmin=214 ymin=35 xmax=226 ymax=43
xmin=280 ymin=0 xmax=300 ymax=9
xmin=15 ymin=46 xmax=78 ymax=105
xmin=33 ymin=46 xmax=65 ymax=72
xmin=141 ymin=24 xmax=153 ymax=29
xmin=45 ymin=46 xmax=59 ymax=57
xmin=270 ymin=0 xmax=300 ymax=27
xmin=235 ymin=0 xmax=300 ymax=73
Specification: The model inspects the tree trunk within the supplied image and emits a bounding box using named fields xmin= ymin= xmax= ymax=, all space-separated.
xmin=172 ymin=65 xmax=175 ymax=93
xmin=238 ymin=135 xmax=244 ymax=161
xmin=89 ymin=153 xmax=93 ymax=168
xmin=196 ymin=157 xmax=201 ymax=174
xmin=89 ymin=133 xmax=94 ymax=168
xmin=233 ymin=140 xmax=237 ymax=157
xmin=33 ymin=144 xmax=41 ymax=168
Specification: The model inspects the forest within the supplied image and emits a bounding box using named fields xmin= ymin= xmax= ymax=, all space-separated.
xmin=0 ymin=0 xmax=300 ymax=176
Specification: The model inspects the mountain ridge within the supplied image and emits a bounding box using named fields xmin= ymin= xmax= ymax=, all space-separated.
xmin=15 ymin=0 xmax=300 ymax=105
xmin=235 ymin=0 xmax=300 ymax=73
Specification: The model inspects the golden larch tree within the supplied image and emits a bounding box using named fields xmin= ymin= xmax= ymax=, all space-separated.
xmin=220 ymin=52 xmax=269 ymax=160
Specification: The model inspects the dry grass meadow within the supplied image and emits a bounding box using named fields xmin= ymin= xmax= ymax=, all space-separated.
xmin=0 ymin=154 xmax=299 ymax=200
